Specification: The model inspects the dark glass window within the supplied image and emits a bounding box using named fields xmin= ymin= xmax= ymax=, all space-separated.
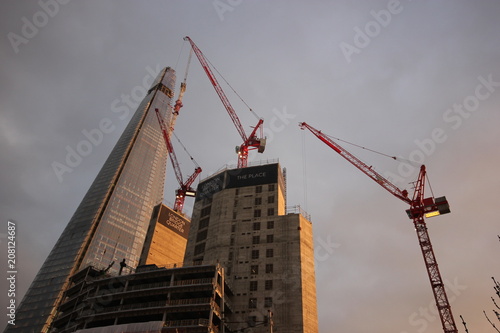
xmin=249 ymin=298 xmax=257 ymax=308
xmin=267 ymin=235 xmax=274 ymax=243
xmin=266 ymin=248 xmax=274 ymax=258
xmin=250 ymin=281 xmax=258 ymax=291
xmin=265 ymin=264 xmax=273 ymax=273
xmin=201 ymin=205 xmax=211 ymax=217
xmin=254 ymin=209 xmax=261 ymax=218
xmin=267 ymin=221 xmax=274 ymax=229
xmin=265 ymin=280 xmax=273 ymax=290
xmin=194 ymin=243 xmax=205 ymax=255
xmin=199 ymin=217 xmax=210 ymax=229
xmin=250 ymin=265 xmax=259 ymax=274
xmin=253 ymin=222 xmax=261 ymax=231
xmin=251 ymin=250 xmax=259 ymax=259
xmin=196 ymin=230 xmax=208 ymax=242
xmin=252 ymin=236 xmax=260 ymax=244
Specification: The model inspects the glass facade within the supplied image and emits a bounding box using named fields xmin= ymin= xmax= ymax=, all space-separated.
xmin=6 ymin=68 xmax=176 ymax=333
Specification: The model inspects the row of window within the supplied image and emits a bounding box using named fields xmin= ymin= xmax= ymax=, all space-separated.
xmin=249 ymin=279 xmax=273 ymax=291
xmin=249 ymin=297 xmax=273 ymax=308
xmin=235 ymin=184 xmax=275 ymax=196
xmin=251 ymin=248 xmax=274 ymax=259
xmin=253 ymin=196 xmax=275 ymax=205
xmin=250 ymin=264 xmax=273 ymax=274
xmin=253 ymin=208 xmax=274 ymax=217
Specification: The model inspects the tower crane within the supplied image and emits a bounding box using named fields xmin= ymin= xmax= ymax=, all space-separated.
xmin=299 ymin=122 xmax=457 ymax=333
xmin=155 ymin=108 xmax=201 ymax=213
xmin=171 ymin=48 xmax=193 ymax=132
xmin=184 ymin=36 xmax=266 ymax=168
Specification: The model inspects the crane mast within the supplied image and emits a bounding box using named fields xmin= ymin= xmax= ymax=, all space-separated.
xmin=299 ymin=122 xmax=457 ymax=333
xmin=156 ymin=108 xmax=201 ymax=213
xmin=184 ymin=36 xmax=266 ymax=168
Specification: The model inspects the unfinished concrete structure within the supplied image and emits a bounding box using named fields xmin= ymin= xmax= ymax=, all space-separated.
xmin=184 ymin=161 xmax=318 ymax=333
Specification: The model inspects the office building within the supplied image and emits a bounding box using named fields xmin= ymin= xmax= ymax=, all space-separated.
xmin=7 ymin=67 xmax=176 ymax=333
xmin=184 ymin=161 xmax=319 ymax=333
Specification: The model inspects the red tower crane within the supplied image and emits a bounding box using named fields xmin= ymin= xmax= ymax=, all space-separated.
xmin=184 ymin=36 xmax=266 ymax=168
xmin=155 ymin=108 xmax=201 ymax=213
xmin=299 ymin=122 xmax=457 ymax=333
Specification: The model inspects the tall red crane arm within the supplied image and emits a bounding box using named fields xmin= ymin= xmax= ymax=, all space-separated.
xmin=300 ymin=121 xmax=457 ymax=333
xmin=299 ymin=122 xmax=410 ymax=203
xmin=184 ymin=36 xmax=248 ymax=142
xmin=184 ymin=36 xmax=265 ymax=168
xmin=156 ymin=108 xmax=184 ymax=185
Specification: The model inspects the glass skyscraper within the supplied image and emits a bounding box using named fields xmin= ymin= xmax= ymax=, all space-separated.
xmin=5 ymin=67 xmax=176 ymax=333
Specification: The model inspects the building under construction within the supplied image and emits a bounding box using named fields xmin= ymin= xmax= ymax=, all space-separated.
xmin=50 ymin=263 xmax=232 ymax=333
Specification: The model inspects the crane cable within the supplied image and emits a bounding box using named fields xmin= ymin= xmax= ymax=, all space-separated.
xmin=171 ymin=130 xmax=200 ymax=168
xmin=204 ymin=53 xmax=261 ymax=121
xmin=322 ymin=131 xmax=425 ymax=168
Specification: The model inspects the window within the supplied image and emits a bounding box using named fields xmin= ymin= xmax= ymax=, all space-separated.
xmin=253 ymin=222 xmax=261 ymax=231
xmin=235 ymin=189 xmax=239 ymax=195
xmin=268 ymin=195 xmax=274 ymax=204
xmin=252 ymin=236 xmax=260 ymax=244
xmin=249 ymin=281 xmax=258 ymax=291
xmin=267 ymin=221 xmax=274 ymax=229
xmin=231 ymin=225 xmax=236 ymax=233
xmin=265 ymin=280 xmax=273 ymax=290
xmin=254 ymin=197 xmax=262 ymax=205
xmin=251 ymin=250 xmax=259 ymax=259
xmin=230 ymin=237 xmax=235 ymax=245
xmin=199 ymin=217 xmax=210 ymax=229
xmin=264 ymin=297 xmax=273 ymax=308
xmin=250 ymin=265 xmax=259 ymax=274
xmin=266 ymin=234 xmax=274 ymax=243
xmin=233 ymin=212 xmax=237 ymax=219
xmin=265 ymin=264 xmax=273 ymax=273
xmin=254 ymin=209 xmax=261 ymax=218
xmin=256 ymin=186 xmax=262 ymax=194
xmin=194 ymin=243 xmax=205 ymax=255
xmin=196 ymin=230 xmax=208 ymax=242
xmin=267 ymin=208 xmax=274 ymax=216
xmin=266 ymin=248 xmax=274 ymax=258
xmin=228 ymin=252 xmax=233 ymax=261
xmin=200 ymin=206 xmax=211 ymax=217
xmin=249 ymin=298 xmax=257 ymax=309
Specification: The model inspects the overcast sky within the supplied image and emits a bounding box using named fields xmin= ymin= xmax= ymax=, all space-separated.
xmin=1 ymin=1 xmax=499 ymax=332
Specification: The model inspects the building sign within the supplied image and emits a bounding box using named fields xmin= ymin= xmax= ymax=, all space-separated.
xmin=226 ymin=163 xmax=278 ymax=189
xmin=196 ymin=172 xmax=225 ymax=200
xmin=196 ymin=163 xmax=279 ymax=199
xmin=158 ymin=206 xmax=190 ymax=238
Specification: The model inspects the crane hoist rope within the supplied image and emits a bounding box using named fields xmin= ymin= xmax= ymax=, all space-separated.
xmin=203 ymin=54 xmax=261 ymax=121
